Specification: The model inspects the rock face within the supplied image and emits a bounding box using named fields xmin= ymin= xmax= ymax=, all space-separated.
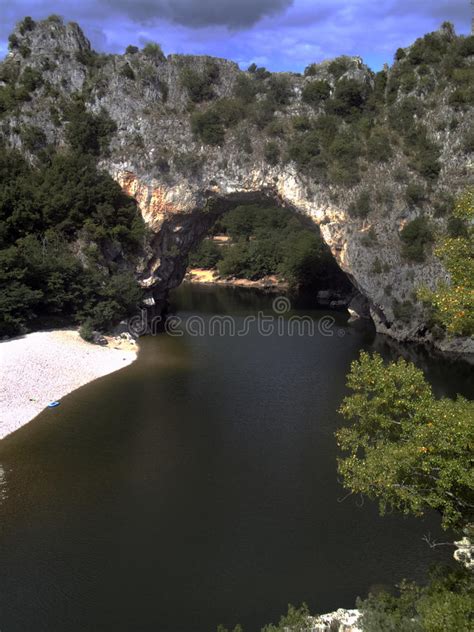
xmin=1 ymin=17 xmax=473 ymax=354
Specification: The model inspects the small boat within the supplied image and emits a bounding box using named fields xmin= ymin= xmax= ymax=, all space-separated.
xmin=47 ymin=401 xmax=60 ymax=408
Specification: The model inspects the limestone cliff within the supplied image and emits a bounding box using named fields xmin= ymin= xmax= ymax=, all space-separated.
xmin=1 ymin=17 xmax=473 ymax=354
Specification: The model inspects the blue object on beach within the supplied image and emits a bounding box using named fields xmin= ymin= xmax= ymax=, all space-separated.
xmin=47 ymin=401 xmax=60 ymax=408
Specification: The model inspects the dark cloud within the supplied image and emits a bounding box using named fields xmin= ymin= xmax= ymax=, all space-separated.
xmin=104 ymin=0 xmax=294 ymax=28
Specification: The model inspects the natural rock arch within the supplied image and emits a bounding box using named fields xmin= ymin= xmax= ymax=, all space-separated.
xmin=116 ymin=170 xmax=375 ymax=322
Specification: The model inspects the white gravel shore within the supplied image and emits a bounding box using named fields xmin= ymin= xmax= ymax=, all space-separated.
xmin=0 ymin=329 xmax=137 ymax=440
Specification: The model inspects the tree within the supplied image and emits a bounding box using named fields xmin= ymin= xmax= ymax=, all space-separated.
xmin=418 ymin=188 xmax=474 ymax=336
xmin=301 ymin=80 xmax=331 ymax=106
xmin=400 ymin=215 xmax=433 ymax=262
xmin=142 ymin=42 xmax=165 ymax=61
xmin=337 ymin=352 xmax=474 ymax=532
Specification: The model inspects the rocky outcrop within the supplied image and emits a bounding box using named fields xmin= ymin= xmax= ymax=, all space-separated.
xmin=1 ymin=17 xmax=473 ymax=354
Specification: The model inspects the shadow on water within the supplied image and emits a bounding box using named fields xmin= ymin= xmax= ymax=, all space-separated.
xmin=0 ymin=284 xmax=471 ymax=632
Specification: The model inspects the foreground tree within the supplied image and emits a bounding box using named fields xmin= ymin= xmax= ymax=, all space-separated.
xmin=336 ymin=351 xmax=474 ymax=532
xmin=419 ymin=188 xmax=474 ymax=336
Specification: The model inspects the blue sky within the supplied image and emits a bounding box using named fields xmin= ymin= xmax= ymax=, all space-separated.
xmin=0 ymin=1 xmax=471 ymax=71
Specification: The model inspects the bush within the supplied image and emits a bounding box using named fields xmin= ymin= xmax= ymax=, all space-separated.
xmin=181 ymin=62 xmax=219 ymax=102
xmin=264 ymin=141 xmax=280 ymax=166
xmin=20 ymin=125 xmax=47 ymax=152
xmin=191 ymin=109 xmax=225 ymax=145
xmin=367 ymin=128 xmax=392 ymax=162
xmin=142 ymin=42 xmax=165 ymax=61
xmin=120 ymin=63 xmax=135 ymax=80
xmin=64 ymin=100 xmax=117 ymax=156
xmin=329 ymin=78 xmax=368 ymax=117
xmin=348 ymin=191 xmax=372 ymax=219
xmin=188 ymin=239 xmax=222 ymax=268
xmin=125 ymin=45 xmax=139 ymax=55
xmin=18 ymin=16 xmax=36 ymax=35
xmin=302 ymin=80 xmax=331 ymax=106
xmin=327 ymin=57 xmax=351 ymax=79
xmin=267 ymin=75 xmax=292 ymax=106
xmin=400 ymin=216 xmax=433 ymax=262
xmin=233 ymin=74 xmax=257 ymax=103
xmin=405 ymin=182 xmax=426 ymax=206
xmin=0 ymin=148 xmax=145 ymax=337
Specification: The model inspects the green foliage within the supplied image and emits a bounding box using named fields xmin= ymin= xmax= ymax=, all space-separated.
xmin=328 ymin=78 xmax=369 ymax=118
xmin=366 ymin=128 xmax=392 ymax=162
xmin=266 ymin=75 xmax=292 ymax=106
xmin=191 ymin=108 xmax=225 ymax=145
xmin=261 ymin=603 xmax=311 ymax=632
xmin=400 ymin=216 xmax=434 ymax=262
xmin=142 ymin=42 xmax=165 ymax=61
xmin=301 ymin=80 xmax=331 ymax=106
xmin=20 ymin=66 xmax=43 ymax=92
xmin=181 ymin=62 xmax=219 ymax=102
xmin=64 ymin=99 xmax=117 ymax=155
xmin=209 ymin=205 xmax=344 ymax=292
xmin=264 ymin=141 xmax=280 ymax=166
xmin=120 ymin=63 xmax=135 ymax=80
xmin=405 ymin=183 xmax=426 ymax=206
xmin=327 ymin=129 xmax=361 ymax=185
xmin=348 ymin=191 xmax=372 ymax=219
xmin=0 ymin=148 xmax=145 ymax=336
xmin=18 ymin=17 xmax=36 ymax=35
xmin=250 ymin=98 xmax=275 ymax=129
xmin=125 ymin=45 xmax=139 ymax=55
xmin=188 ymin=239 xmax=222 ymax=269
xmin=337 ymin=352 xmax=474 ymax=531
xmin=233 ymin=75 xmax=257 ymax=104
xmin=358 ymin=566 xmax=474 ymax=632
xmin=327 ymin=56 xmax=351 ymax=80
xmin=20 ymin=125 xmax=47 ymax=152
xmin=418 ymin=188 xmax=474 ymax=336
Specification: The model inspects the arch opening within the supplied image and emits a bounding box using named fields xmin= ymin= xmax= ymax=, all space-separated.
xmin=138 ymin=190 xmax=371 ymax=321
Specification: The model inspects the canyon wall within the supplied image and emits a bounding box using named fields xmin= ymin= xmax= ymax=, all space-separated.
xmin=1 ymin=18 xmax=473 ymax=354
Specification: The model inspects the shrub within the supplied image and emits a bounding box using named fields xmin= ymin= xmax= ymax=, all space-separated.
xmin=8 ymin=34 xmax=19 ymax=50
xmin=64 ymin=100 xmax=117 ymax=156
xmin=264 ymin=141 xmax=280 ymax=166
xmin=188 ymin=239 xmax=222 ymax=269
xmin=327 ymin=56 xmax=351 ymax=79
xmin=213 ymin=98 xmax=245 ymax=127
xmin=20 ymin=67 xmax=43 ymax=92
xmin=142 ymin=42 xmax=165 ymax=61
xmin=348 ymin=191 xmax=372 ymax=219
xmin=400 ymin=216 xmax=433 ymax=262
xmin=79 ymin=320 xmax=94 ymax=342
xmin=20 ymin=125 xmax=47 ymax=152
xmin=125 ymin=45 xmax=139 ymax=55
xmin=191 ymin=109 xmax=225 ymax=145
xmin=329 ymin=78 xmax=368 ymax=117
xmin=366 ymin=128 xmax=392 ymax=162
xmin=233 ymin=74 xmax=257 ymax=103
xmin=302 ymin=80 xmax=331 ymax=106
xmin=250 ymin=98 xmax=275 ymax=129
xmin=405 ymin=182 xmax=426 ymax=206
xmin=267 ymin=75 xmax=292 ymax=106
xmin=18 ymin=16 xmax=36 ymax=35
xmin=120 ymin=63 xmax=135 ymax=80
xmin=181 ymin=63 xmax=219 ymax=102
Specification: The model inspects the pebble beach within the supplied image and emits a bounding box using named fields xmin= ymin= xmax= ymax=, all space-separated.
xmin=0 ymin=329 xmax=137 ymax=440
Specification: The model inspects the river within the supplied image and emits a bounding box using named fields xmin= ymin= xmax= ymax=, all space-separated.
xmin=0 ymin=284 xmax=471 ymax=632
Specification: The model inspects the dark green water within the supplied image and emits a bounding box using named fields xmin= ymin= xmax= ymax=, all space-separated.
xmin=0 ymin=285 xmax=471 ymax=632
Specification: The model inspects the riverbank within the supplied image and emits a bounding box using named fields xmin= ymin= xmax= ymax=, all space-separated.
xmin=0 ymin=329 xmax=137 ymax=440
xmin=185 ymin=268 xmax=289 ymax=292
